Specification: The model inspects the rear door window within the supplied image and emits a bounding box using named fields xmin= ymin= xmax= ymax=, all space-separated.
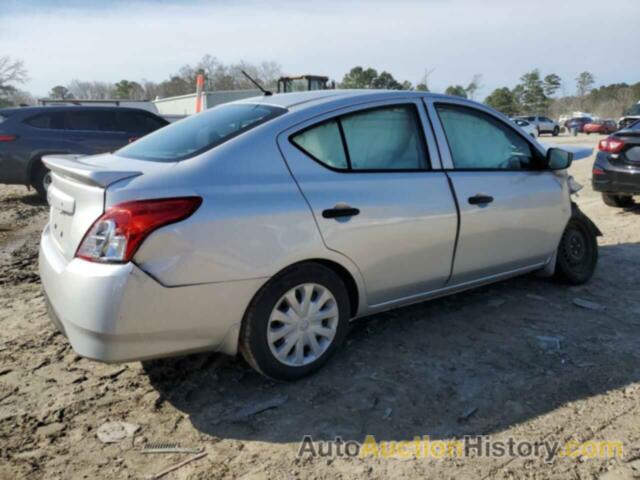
xmin=64 ymin=111 xmax=109 ymax=131
xmin=26 ymin=112 xmax=65 ymax=129
xmin=341 ymin=106 xmax=427 ymax=170
xmin=290 ymin=104 xmax=429 ymax=171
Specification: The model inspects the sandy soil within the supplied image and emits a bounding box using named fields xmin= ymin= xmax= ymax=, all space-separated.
xmin=0 ymin=133 xmax=639 ymax=480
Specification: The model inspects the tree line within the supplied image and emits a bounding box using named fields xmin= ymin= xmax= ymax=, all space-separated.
xmin=0 ymin=55 xmax=638 ymax=119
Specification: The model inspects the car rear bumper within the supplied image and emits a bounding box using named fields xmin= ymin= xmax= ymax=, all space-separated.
xmin=39 ymin=224 xmax=264 ymax=362
xmin=592 ymin=154 xmax=640 ymax=195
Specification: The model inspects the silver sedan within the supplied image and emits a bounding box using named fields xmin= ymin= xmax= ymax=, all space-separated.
xmin=39 ymin=90 xmax=600 ymax=380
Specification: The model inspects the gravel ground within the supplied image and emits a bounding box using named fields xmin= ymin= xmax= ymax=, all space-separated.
xmin=0 ymin=133 xmax=639 ymax=480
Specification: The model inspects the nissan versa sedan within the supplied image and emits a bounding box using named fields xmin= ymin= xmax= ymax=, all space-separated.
xmin=39 ymin=90 xmax=600 ymax=380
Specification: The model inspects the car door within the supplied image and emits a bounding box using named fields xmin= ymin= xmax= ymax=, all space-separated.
xmin=278 ymin=99 xmax=458 ymax=307
xmin=426 ymin=99 xmax=570 ymax=284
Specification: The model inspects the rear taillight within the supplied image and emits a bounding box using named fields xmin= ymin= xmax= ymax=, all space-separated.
xmin=0 ymin=134 xmax=17 ymax=142
xmin=598 ymin=137 xmax=625 ymax=154
xmin=76 ymin=197 xmax=202 ymax=263
xmin=592 ymin=167 xmax=605 ymax=176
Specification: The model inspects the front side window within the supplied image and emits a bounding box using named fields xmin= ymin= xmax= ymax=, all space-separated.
xmin=118 ymin=103 xmax=286 ymax=162
xmin=437 ymin=104 xmax=537 ymax=170
xmin=290 ymin=104 xmax=428 ymax=171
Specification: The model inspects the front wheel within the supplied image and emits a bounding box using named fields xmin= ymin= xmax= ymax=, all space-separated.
xmin=554 ymin=218 xmax=598 ymax=285
xmin=240 ymin=263 xmax=350 ymax=380
xmin=602 ymin=193 xmax=634 ymax=208
xmin=552 ymin=126 xmax=560 ymax=136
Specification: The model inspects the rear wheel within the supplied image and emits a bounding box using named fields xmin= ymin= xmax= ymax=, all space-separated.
xmin=240 ymin=263 xmax=350 ymax=380
xmin=554 ymin=218 xmax=598 ymax=285
xmin=31 ymin=161 xmax=51 ymax=200
xmin=602 ymin=193 xmax=634 ymax=208
xmin=552 ymin=126 xmax=560 ymax=136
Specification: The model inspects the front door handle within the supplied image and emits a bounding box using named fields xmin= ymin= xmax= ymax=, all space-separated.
xmin=322 ymin=205 xmax=360 ymax=219
xmin=468 ymin=194 xmax=494 ymax=205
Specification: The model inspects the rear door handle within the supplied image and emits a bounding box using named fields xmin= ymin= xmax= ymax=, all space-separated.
xmin=468 ymin=194 xmax=494 ymax=205
xmin=322 ymin=205 xmax=360 ymax=219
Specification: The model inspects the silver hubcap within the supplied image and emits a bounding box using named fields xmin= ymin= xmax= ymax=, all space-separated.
xmin=267 ymin=283 xmax=339 ymax=367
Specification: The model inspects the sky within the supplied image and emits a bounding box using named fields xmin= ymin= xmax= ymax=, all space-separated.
xmin=2 ymin=0 xmax=639 ymax=98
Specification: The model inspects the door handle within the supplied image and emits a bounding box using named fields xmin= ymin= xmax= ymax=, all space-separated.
xmin=322 ymin=205 xmax=360 ymax=219
xmin=468 ymin=194 xmax=494 ymax=205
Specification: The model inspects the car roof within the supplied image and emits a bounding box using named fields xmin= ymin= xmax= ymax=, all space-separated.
xmin=234 ymin=89 xmax=459 ymax=111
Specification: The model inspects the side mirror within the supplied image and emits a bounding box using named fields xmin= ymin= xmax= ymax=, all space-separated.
xmin=546 ymin=148 xmax=573 ymax=170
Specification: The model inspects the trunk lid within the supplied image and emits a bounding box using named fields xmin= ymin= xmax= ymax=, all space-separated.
xmin=43 ymin=153 xmax=171 ymax=260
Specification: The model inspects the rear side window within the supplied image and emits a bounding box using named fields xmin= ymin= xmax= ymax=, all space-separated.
xmin=25 ymin=113 xmax=65 ymax=129
xmin=437 ymin=104 xmax=536 ymax=170
xmin=118 ymin=103 xmax=286 ymax=162
xmin=290 ymin=120 xmax=347 ymax=169
xmin=291 ymin=104 xmax=428 ymax=171
xmin=64 ymin=111 xmax=116 ymax=131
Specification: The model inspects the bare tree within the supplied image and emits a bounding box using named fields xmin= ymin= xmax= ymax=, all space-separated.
xmin=415 ymin=68 xmax=435 ymax=92
xmin=0 ymin=56 xmax=28 ymax=96
xmin=465 ymin=74 xmax=483 ymax=100
xmin=67 ymin=80 xmax=116 ymax=100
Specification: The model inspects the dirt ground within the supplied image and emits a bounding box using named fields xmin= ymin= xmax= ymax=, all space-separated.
xmin=1 ymin=133 xmax=639 ymax=480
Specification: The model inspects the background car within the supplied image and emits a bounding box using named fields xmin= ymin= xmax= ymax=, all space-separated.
xmin=512 ymin=118 xmax=538 ymax=137
xmin=0 ymin=106 xmax=168 ymax=198
xmin=564 ymin=117 xmax=593 ymax=133
xmin=584 ymin=119 xmax=618 ymax=135
xmin=514 ymin=115 xmax=560 ymax=136
xmin=592 ymin=119 xmax=640 ymax=207
xmin=618 ymin=102 xmax=640 ymax=129
xmin=39 ymin=91 xmax=598 ymax=381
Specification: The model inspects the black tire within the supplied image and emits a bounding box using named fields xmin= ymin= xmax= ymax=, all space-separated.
xmin=31 ymin=161 xmax=51 ymax=200
xmin=554 ymin=218 xmax=598 ymax=285
xmin=602 ymin=193 xmax=634 ymax=208
xmin=552 ymin=126 xmax=560 ymax=136
xmin=239 ymin=263 xmax=350 ymax=380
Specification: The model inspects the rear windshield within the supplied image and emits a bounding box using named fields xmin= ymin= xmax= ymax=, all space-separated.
xmin=117 ymin=103 xmax=286 ymax=162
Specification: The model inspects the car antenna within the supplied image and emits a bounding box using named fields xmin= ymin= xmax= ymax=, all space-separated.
xmin=241 ymin=70 xmax=273 ymax=96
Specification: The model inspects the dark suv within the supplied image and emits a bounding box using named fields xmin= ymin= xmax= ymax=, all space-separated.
xmin=0 ymin=106 xmax=168 ymax=197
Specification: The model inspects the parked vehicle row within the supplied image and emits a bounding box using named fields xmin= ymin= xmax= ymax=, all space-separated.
xmin=584 ymin=119 xmax=618 ymax=135
xmin=0 ymin=106 xmax=168 ymax=197
xmin=39 ymin=90 xmax=600 ymax=380
xmin=592 ymin=119 xmax=640 ymax=208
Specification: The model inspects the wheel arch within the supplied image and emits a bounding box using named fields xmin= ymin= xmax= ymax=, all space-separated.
xmin=27 ymin=150 xmax=69 ymax=186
